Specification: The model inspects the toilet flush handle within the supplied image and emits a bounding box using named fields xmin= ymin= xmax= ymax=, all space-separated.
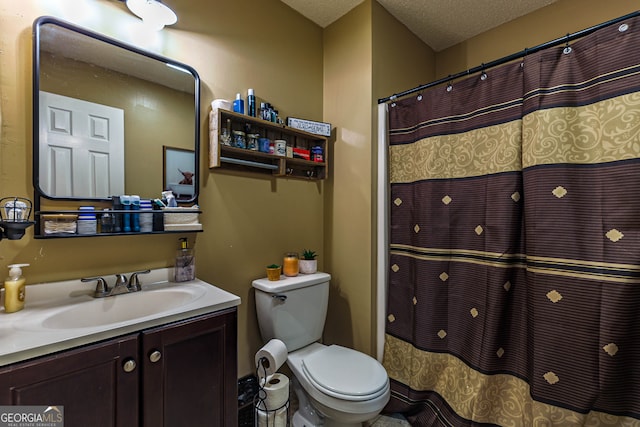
xmin=272 ymin=294 xmax=287 ymax=302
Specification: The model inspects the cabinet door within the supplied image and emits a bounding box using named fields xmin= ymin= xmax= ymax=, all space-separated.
xmin=141 ymin=308 xmax=237 ymax=427
xmin=0 ymin=334 xmax=139 ymax=427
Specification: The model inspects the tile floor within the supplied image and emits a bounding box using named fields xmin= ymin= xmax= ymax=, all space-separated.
xmin=365 ymin=414 xmax=411 ymax=426
xmin=288 ymin=388 xmax=411 ymax=426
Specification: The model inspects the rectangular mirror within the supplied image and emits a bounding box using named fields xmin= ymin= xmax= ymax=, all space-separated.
xmin=33 ymin=16 xmax=200 ymax=203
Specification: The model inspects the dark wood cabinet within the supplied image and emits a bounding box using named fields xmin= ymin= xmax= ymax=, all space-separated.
xmin=0 ymin=308 xmax=237 ymax=427
xmin=141 ymin=309 xmax=238 ymax=427
xmin=0 ymin=334 xmax=139 ymax=427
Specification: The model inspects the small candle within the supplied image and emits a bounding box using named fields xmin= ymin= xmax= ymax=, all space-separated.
xmin=283 ymin=252 xmax=299 ymax=277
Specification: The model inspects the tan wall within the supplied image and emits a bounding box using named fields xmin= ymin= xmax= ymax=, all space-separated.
xmin=436 ymin=0 xmax=638 ymax=78
xmin=322 ymin=1 xmax=374 ymax=354
xmin=322 ymin=1 xmax=436 ymax=356
xmin=372 ymin=2 xmax=436 ymax=103
xmin=0 ymin=0 xmax=324 ymax=377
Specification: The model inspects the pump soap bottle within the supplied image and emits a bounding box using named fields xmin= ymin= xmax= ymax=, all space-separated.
xmin=174 ymin=238 xmax=195 ymax=282
xmin=4 ymin=264 xmax=29 ymax=313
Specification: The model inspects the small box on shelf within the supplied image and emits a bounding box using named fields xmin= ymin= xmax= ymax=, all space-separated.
xmin=163 ymin=206 xmax=202 ymax=231
xmin=41 ymin=214 xmax=77 ymax=236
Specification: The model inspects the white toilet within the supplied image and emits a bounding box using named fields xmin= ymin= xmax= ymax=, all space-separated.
xmin=253 ymin=272 xmax=390 ymax=427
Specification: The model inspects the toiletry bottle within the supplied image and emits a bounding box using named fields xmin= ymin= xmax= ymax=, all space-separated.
xmin=120 ymin=195 xmax=131 ymax=232
xmin=77 ymin=206 xmax=97 ymax=235
xmin=259 ymin=102 xmax=267 ymax=121
xmin=174 ymin=238 xmax=195 ymax=282
xmin=100 ymin=208 xmax=113 ymax=233
xmin=233 ymin=93 xmax=244 ymax=114
xmin=162 ymin=190 xmax=178 ymax=208
xmin=139 ymin=199 xmax=153 ymax=232
xmin=111 ymin=196 xmax=123 ymax=232
xmin=131 ymin=195 xmax=141 ymax=232
xmin=152 ymin=199 xmax=165 ymax=231
xmin=4 ymin=264 xmax=29 ymax=313
xmin=247 ymin=88 xmax=256 ymax=117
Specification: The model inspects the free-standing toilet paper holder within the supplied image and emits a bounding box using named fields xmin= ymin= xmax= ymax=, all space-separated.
xmin=255 ymin=357 xmax=290 ymax=427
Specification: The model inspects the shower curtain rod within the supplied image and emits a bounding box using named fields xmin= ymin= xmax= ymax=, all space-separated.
xmin=378 ymin=10 xmax=640 ymax=104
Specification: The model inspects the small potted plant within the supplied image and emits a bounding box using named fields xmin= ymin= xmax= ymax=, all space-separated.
xmin=299 ymin=249 xmax=317 ymax=274
xmin=266 ymin=264 xmax=281 ymax=281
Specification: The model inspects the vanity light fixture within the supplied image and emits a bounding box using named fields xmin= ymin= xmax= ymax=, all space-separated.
xmin=125 ymin=0 xmax=177 ymax=31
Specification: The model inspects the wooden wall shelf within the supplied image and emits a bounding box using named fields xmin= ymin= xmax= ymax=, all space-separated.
xmin=209 ymin=109 xmax=328 ymax=180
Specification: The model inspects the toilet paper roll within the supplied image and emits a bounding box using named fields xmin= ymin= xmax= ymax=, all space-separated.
xmin=257 ymin=406 xmax=287 ymax=427
xmin=255 ymin=339 xmax=287 ymax=380
xmin=256 ymin=373 xmax=289 ymax=411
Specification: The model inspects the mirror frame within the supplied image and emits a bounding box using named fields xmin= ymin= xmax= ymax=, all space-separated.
xmin=32 ymin=16 xmax=200 ymax=204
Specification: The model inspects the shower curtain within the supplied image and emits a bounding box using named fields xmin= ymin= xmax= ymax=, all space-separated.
xmin=383 ymin=15 xmax=640 ymax=427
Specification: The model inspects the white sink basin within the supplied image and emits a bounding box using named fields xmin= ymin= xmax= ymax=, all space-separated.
xmin=0 ymin=268 xmax=241 ymax=367
xmin=41 ymin=287 xmax=205 ymax=329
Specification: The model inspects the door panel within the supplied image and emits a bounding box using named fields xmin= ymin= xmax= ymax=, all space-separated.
xmin=39 ymin=91 xmax=125 ymax=198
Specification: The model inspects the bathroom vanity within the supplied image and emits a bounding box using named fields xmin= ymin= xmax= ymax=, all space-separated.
xmin=0 ymin=269 xmax=240 ymax=427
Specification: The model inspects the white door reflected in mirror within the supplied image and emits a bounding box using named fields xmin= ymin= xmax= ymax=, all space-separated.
xmin=39 ymin=91 xmax=125 ymax=198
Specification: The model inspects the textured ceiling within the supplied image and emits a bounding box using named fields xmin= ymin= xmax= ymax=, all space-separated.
xmin=280 ymin=0 xmax=558 ymax=51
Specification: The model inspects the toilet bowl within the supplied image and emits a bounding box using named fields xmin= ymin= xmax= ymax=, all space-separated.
xmin=252 ymin=272 xmax=391 ymax=426
xmin=287 ymin=342 xmax=390 ymax=426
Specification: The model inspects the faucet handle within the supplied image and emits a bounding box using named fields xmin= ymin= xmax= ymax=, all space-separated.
xmin=81 ymin=276 xmax=110 ymax=298
xmin=127 ymin=269 xmax=151 ymax=291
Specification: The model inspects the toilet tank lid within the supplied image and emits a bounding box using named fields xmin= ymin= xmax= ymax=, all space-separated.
xmin=252 ymin=272 xmax=331 ymax=293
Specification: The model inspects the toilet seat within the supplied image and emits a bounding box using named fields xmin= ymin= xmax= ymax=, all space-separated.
xmin=301 ymin=345 xmax=388 ymax=402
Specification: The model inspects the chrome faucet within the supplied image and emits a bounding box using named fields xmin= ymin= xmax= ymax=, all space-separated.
xmin=81 ymin=270 xmax=150 ymax=298
xmin=109 ymin=274 xmax=131 ymax=296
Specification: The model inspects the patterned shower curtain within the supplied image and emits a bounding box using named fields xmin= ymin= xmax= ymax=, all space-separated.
xmin=383 ymin=14 xmax=640 ymax=427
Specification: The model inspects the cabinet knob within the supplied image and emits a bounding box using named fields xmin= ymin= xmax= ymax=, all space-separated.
xmin=149 ymin=350 xmax=162 ymax=363
xmin=122 ymin=358 xmax=137 ymax=373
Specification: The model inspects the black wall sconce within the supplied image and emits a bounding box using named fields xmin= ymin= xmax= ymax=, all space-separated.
xmin=0 ymin=197 xmax=35 ymax=241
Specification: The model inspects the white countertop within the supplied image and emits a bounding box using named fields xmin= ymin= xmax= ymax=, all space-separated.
xmin=0 ymin=268 xmax=240 ymax=366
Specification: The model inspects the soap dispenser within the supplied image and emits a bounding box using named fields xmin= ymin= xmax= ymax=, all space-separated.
xmin=4 ymin=263 xmax=29 ymax=313
xmin=174 ymin=238 xmax=195 ymax=282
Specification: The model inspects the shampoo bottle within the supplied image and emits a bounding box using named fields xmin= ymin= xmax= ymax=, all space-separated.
xmin=174 ymin=238 xmax=195 ymax=282
xmin=233 ymin=93 xmax=244 ymax=114
xmin=131 ymin=195 xmax=141 ymax=232
xmin=4 ymin=264 xmax=29 ymax=313
xmin=120 ymin=195 xmax=131 ymax=232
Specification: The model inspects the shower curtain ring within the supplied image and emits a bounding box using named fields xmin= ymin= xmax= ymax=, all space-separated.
xmin=480 ymin=63 xmax=488 ymax=80
xmin=563 ymin=33 xmax=572 ymax=54
xmin=446 ymin=75 xmax=453 ymax=92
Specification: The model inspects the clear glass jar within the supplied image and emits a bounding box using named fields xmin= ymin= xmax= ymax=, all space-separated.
xmin=233 ymin=130 xmax=246 ymax=149
xmin=100 ymin=209 xmax=113 ymax=233
xmin=221 ymin=118 xmax=232 ymax=146
xmin=247 ymin=133 xmax=259 ymax=151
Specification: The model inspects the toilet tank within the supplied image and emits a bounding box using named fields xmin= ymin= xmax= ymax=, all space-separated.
xmin=252 ymin=272 xmax=330 ymax=352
